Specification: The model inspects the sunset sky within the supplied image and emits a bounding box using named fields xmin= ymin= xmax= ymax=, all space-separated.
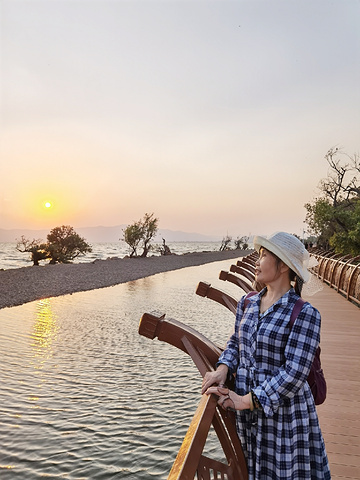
xmin=1 ymin=0 xmax=359 ymax=239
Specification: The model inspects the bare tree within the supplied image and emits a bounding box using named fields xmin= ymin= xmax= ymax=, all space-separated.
xmin=219 ymin=235 xmax=232 ymax=251
xmin=16 ymin=236 xmax=48 ymax=266
xmin=234 ymin=236 xmax=249 ymax=250
xmin=319 ymin=147 xmax=360 ymax=206
xmin=156 ymin=238 xmax=171 ymax=256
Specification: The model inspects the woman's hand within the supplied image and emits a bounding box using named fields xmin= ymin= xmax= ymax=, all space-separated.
xmin=204 ymin=386 xmax=252 ymax=412
xmin=201 ymin=365 xmax=228 ymax=395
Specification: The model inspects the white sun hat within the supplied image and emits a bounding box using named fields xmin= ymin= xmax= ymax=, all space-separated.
xmin=253 ymin=232 xmax=311 ymax=283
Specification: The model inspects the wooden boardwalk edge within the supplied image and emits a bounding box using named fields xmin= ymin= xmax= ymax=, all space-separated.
xmin=305 ymin=285 xmax=360 ymax=479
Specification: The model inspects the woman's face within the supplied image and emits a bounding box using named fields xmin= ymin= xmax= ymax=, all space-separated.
xmin=255 ymin=248 xmax=284 ymax=285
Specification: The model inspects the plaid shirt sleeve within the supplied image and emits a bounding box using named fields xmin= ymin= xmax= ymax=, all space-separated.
xmin=216 ymin=295 xmax=246 ymax=375
xmin=253 ymin=302 xmax=321 ymax=417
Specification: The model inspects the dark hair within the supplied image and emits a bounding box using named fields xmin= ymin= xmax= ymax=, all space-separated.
xmin=290 ymin=270 xmax=303 ymax=296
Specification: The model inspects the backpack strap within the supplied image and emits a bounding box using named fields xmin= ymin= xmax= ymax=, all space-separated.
xmin=244 ymin=291 xmax=258 ymax=309
xmin=288 ymin=298 xmax=305 ymax=328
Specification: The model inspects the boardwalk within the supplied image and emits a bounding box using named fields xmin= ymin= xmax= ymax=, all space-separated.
xmin=140 ymin=252 xmax=360 ymax=479
xmin=305 ymin=286 xmax=360 ymax=479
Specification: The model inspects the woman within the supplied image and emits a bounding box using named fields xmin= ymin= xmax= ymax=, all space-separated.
xmin=201 ymin=232 xmax=331 ymax=479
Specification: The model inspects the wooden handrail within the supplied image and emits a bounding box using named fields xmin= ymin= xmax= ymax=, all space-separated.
xmin=236 ymin=260 xmax=256 ymax=274
xmin=139 ymin=310 xmax=222 ymax=369
xmin=229 ymin=264 xmax=255 ymax=283
xmin=167 ymin=393 xmax=218 ymax=479
xmin=310 ymin=252 xmax=360 ymax=307
xmin=138 ymin=311 xmax=248 ymax=480
xmin=196 ymin=281 xmax=239 ymax=315
xmin=218 ymin=270 xmax=253 ymax=293
xmin=218 ymin=254 xmax=265 ymax=294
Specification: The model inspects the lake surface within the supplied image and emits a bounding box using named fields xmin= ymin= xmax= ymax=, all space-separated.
xmin=0 ymin=242 xmax=222 ymax=270
xmin=0 ymin=259 xmax=244 ymax=479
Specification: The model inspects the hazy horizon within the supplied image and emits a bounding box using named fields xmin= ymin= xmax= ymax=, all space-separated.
xmin=0 ymin=224 xmax=225 ymax=243
xmin=1 ymin=1 xmax=359 ymax=239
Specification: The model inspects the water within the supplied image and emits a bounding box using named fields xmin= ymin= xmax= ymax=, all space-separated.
xmin=0 ymin=242 xmax=222 ymax=270
xmin=0 ymin=259 xmax=245 ymax=479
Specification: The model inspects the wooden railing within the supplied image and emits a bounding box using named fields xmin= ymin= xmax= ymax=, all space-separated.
xmin=138 ymin=253 xmax=259 ymax=479
xmin=211 ymin=248 xmax=360 ymax=307
xmin=138 ymin=248 xmax=360 ymax=479
xmin=309 ymin=249 xmax=360 ymax=307
xmin=138 ymin=311 xmax=248 ymax=480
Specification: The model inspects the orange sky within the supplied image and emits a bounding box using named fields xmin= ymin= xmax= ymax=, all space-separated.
xmin=1 ymin=1 xmax=359 ymax=238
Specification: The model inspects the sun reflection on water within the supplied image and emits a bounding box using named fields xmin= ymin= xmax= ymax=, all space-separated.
xmin=30 ymin=299 xmax=58 ymax=364
xmin=0 ymin=258 xmax=242 ymax=479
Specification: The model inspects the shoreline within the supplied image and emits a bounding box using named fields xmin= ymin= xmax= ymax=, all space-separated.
xmin=0 ymin=249 xmax=250 ymax=310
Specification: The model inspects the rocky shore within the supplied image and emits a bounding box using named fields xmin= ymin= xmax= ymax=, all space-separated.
xmin=0 ymin=249 xmax=249 ymax=309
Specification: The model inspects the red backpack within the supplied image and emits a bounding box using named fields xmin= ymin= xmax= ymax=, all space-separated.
xmin=244 ymin=292 xmax=327 ymax=405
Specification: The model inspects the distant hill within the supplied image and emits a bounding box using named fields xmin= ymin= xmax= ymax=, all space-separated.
xmin=155 ymin=229 xmax=222 ymax=243
xmin=0 ymin=228 xmax=50 ymax=243
xmin=0 ymin=226 xmax=222 ymax=243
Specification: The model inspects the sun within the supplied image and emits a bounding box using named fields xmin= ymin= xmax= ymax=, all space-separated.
xmin=44 ymin=202 xmax=52 ymax=209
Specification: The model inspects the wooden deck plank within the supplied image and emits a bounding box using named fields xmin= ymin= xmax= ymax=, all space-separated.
xmin=305 ymin=287 xmax=360 ymax=479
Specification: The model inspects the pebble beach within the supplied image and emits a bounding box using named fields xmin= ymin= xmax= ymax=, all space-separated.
xmin=0 ymin=249 xmax=249 ymax=309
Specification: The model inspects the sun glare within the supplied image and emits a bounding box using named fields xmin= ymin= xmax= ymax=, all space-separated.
xmin=44 ymin=202 xmax=52 ymax=209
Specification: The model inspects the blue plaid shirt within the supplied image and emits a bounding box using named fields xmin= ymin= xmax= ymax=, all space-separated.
xmin=218 ymin=288 xmax=331 ymax=480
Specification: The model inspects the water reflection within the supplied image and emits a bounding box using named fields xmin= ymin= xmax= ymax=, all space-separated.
xmin=30 ymin=299 xmax=58 ymax=363
xmin=0 ymin=258 xmax=244 ymax=479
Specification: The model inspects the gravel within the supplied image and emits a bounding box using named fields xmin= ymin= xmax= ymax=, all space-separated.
xmin=0 ymin=249 xmax=249 ymax=309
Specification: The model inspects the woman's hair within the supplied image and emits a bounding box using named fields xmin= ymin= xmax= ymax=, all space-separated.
xmin=289 ymin=269 xmax=303 ymax=297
